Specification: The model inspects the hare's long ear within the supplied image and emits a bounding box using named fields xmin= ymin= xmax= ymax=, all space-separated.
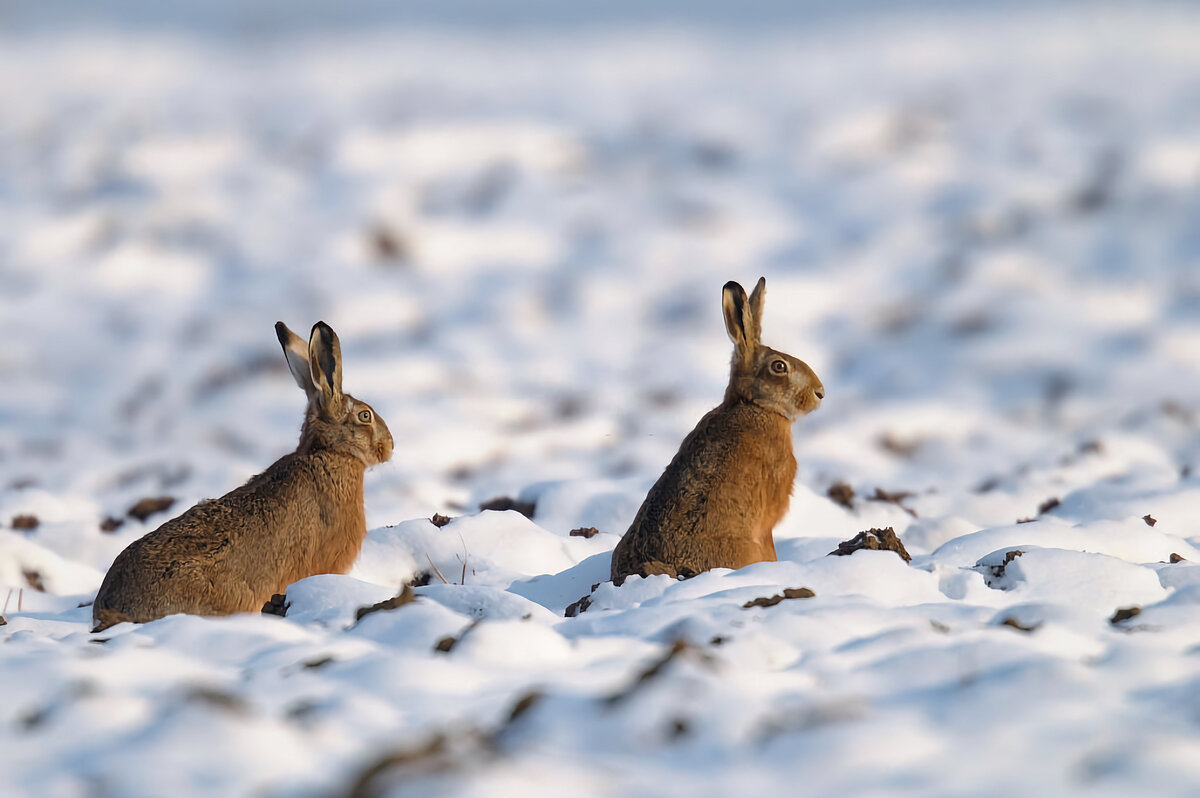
xmin=746 ymin=276 xmax=766 ymax=347
xmin=723 ymin=281 xmax=755 ymax=370
xmin=276 ymin=322 xmax=316 ymax=398
xmin=308 ymin=321 xmax=344 ymax=416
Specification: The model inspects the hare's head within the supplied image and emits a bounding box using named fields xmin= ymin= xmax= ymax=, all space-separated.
xmin=723 ymin=277 xmax=823 ymax=421
xmin=276 ymin=321 xmax=394 ymax=466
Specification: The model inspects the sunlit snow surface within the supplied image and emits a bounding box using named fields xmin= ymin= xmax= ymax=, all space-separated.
xmin=4 ymin=7 xmax=1200 ymax=796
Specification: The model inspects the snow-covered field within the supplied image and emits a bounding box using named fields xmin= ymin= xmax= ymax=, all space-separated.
xmin=4 ymin=5 xmax=1200 ymax=796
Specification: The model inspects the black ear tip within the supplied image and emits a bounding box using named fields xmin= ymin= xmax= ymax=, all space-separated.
xmin=274 ymin=321 xmax=289 ymax=345
xmin=723 ymin=280 xmax=743 ymax=294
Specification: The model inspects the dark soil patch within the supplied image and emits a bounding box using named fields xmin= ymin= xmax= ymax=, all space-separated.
xmin=186 ymin=687 xmax=248 ymax=716
xmin=303 ymin=655 xmax=335 ymax=670
xmin=569 ymin=526 xmax=599 ymax=539
xmin=878 ymin=432 xmax=922 ymax=459
xmin=430 ymin=513 xmax=452 ymax=528
xmin=0 ymin=615 xmax=6 ymax=626
xmin=355 ymin=585 xmax=417 ymax=622
xmin=261 ymin=593 xmax=289 ymax=617
xmin=999 ymin=616 xmax=1040 ymax=633
xmin=434 ymin=636 xmax=458 ymax=653
xmin=564 ymin=594 xmax=592 ymax=617
xmin=828 ymin=527 xmax=911 ymax=563
xmin=478 ymin=496 xmax=536 ymax=519
xmin=984 ymin=549 xmax=1024 ymax=580
xmin=505 ymin=690 xmax=543 ymax=724
xmin=1110 ymin=606 xmax=1141 ymax=624
xmin=11 ymin=514 xmax=38 ymax=531
xmin=367 ymin=222 xmax=409 ymax=264
xmin=1143 ymin=515 xmax=1157 ymax=527
xmin=99 ymin=516 xmax=124 ymax=533
xmin=408 ymin=571 xmax=433 ymax=588
xmin=1038 ymin=497 xmax=1061 ymax=515
xmin=23 ymin=570 xmax=45 ymax=591
xmin=827 ymin=481 xmax=855 ymax=509
xmin=1170 ymin=553 xmax=1187 ymax=563
xmin=867 ymin=487 xmax=917 ymax=517
xmin=742 ymin=587 xmax=816 ymax=609
xmin=127 ymin=496 xmax=176 ymax=522
xmin=605 ymin=639 xmax=705 ymax=706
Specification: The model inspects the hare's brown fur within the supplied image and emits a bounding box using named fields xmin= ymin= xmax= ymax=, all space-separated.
xmin=611 ymin=278 xmax=822 ymax=584
xmin=92 ymin=321 xmax=393 ymax=631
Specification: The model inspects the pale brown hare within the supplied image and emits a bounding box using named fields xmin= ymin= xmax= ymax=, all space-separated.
xmin=610 ymin=277 xmax=823 ymax=585
xmin=92 ymin=321 xmax=393 ymax=631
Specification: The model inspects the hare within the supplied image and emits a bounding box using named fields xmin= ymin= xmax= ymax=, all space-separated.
xmin=610 ymin=277 xmax=823 ymax=585
xmin=92 ymin=321 xmax=393 ymax=631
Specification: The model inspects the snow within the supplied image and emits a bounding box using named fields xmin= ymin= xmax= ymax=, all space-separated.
xmin=4 ymin=3 xmax=1200 ymax=796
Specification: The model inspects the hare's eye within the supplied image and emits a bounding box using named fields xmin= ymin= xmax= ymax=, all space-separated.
xmin=770 ymin=359 xmax=788 ymax=374
xmin=358 ymin=409 xmax=373 ymax=423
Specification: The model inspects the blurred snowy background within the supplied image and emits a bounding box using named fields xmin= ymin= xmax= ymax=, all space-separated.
xmin=3 ymin=2 xmax=1200 ymax=796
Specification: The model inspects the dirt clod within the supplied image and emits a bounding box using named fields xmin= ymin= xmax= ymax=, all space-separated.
xmin=355 ymin=585 xmax=417 ymax=622
xmin=569 ymin=526 xmax=599 ymax=539
xmin=478 ymin=496 xmax=536 ymax=519
xmin=1038 ymin=497 xmax=1061 ymax=515
xmin=261 ymin=593 xmax=289 ymax=617
xmin=564 ymin=594 xmax=592 ymax=617
xmin=0 ymin=615 xmax=6 ymax=626
xmin=127 ymin=496 xmax=176 ymax=522
xmin=743 ymin=587 xmax=816 ymax=609
xmin=99 ymin=516 xmax=124 ymax=533
xmin=303 ymin=655 xmax=335 ymax=669
xmin=407 ymin=571 xmax=433 ymax=588
xmin=1000 ymin=616 xmax=1040 ymax=633
xmin=23 ymin=570 xmax=45 ymax=591
xmin=1143 ymin=515 xmax=1157 ymax=527
xmin=430 ymin=513 xmax=452 ymax=528
xmin=827 ymin=481 xmax=855 ymax=509
xmin=1170 ymin=553 xmax=1187 ymax=564
xmin=11 ymin=514 xmax=39 ymax=531
xmin=828 ymin=527 xmax=911 ymax=563
xmin=506 ymin=690 xmax=543 ymax=724
xmin=868 ymin=487 xmax=918 ymax=517
xmin=434 ymin=636 xmax=458 ymax=653
xmin=1110 ymin=606 xmax=1142 ymax=624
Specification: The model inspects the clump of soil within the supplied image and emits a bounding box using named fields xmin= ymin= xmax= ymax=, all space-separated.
xmin=430 ymin=513 xmax=452 ymax=528
xmin=355 ymin=585 xmax=417 ymax=622
xmin=999 ymin=616 xmax=1040 ymax=633
xmin=261 ymin=593 xmax=289 ymax=617
xmin=569 ymin=526 xmax=599 ymax=538
xmin=1038 ymin=497 xmax=1061 ymax=515
xmin=23 ymin=570 xmax=45 ymax=591
xmin=99 ymin=516 xmax=124 ymax=533
xmin=1110 ymin=606 xmax=1141 ymax=624
xmin=0 ymin=615 xmax=6 ymax=626
xmin=565 ymin=594 xmax=592 ymax=617
xmin=1170 ymin=553 xmax=1187 ymax=563
xmin=478 ymin=496 xmax=535 ymax=519
xmin=828 ymin=527 xmax=911 ymax=563
xmin=127 ymin=496 xmax=176 ymax=522
xmin=11 ymin=514 xmax=39 ymax=531
xmin=827 ymin=482 xmax=855 ymax=510
xmin=742 ymin=587 xmax=816 ymax=609
xmin=867 ymin=487 xmax=917 ymax=517
xmin=434 ymin=636 xmax=458 ymax=653
xmin=367 ymin=222 xmax=409 ymax=264
xmin=984 ymin=549 xmax=1024 ymax=580
xmin=303 ymin=655 xmax=335 ymax=670
xmin=565 ymin=581 xmax=602 ymax=617
xmin=408 ymin=571 xmax=433 ymax=588
xmin=605 ymin=640 xmax=704 ymax=706
xmin=1143 ymin=515 xmax=1157 ymax=527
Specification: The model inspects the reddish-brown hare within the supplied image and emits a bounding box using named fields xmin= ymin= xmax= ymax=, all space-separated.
xmin=92 ymin=321 xmax=393 ymax=631
xmin=611 ymin=277 xmax=823 ymax=585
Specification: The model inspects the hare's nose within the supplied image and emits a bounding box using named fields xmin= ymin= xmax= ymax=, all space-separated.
xmin=815 ymin=389 xmax=825 ymax=400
